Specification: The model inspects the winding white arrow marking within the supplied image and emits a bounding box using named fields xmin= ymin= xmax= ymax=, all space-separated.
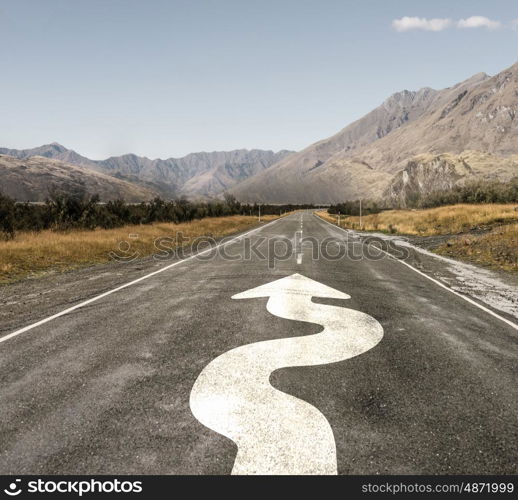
xmin=189 ymin=273 xmax=384 ymax=475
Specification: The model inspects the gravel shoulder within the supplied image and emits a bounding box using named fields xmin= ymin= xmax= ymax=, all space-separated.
xmin=353 ymin=229 xmax=518 ymax=321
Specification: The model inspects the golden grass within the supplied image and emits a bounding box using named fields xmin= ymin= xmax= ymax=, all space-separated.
xmin=317 ymin=204 xmax=518 ymax=236
xmin=0 ymin=215 xmax=279 ymax=284
xmin=436 ymin=223 xmax=518 ymax=272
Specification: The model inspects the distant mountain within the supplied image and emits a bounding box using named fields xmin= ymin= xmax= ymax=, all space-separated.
xmin=0 ymin=144 xmax=293 ymax=200
xmin=0 ymin=155 xmax=156 ymax=202
xmin=8 ymin=61 xmax=518 ymax=206
xmin=0 ymin=142 xmax=97 ymax=168
xmin=231 ymin=67 xmax=518 ymax=204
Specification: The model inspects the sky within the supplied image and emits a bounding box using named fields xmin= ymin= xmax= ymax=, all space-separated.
xmin=2 ymin=0 xmax=518 ymax=160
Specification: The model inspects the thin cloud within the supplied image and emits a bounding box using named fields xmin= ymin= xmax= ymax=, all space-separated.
xmin=392 ymin=16 xmax=452 ymax=32
xmin=457 ymin=16 xmax=501 ymax=30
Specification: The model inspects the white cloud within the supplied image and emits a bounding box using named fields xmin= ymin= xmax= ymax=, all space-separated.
xmin=392 ymin=16 xmax=452 ymax=32
xmin=511 ymin=19 xmax=518 ymax=30
xmin=457 ymin=16 xmax=501 ymax=30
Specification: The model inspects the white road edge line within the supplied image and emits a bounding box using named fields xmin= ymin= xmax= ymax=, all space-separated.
xmin=0 ymin=217 xmax=284 ymax=345
xmin=315 ymin=213 xmax=518 ymax=331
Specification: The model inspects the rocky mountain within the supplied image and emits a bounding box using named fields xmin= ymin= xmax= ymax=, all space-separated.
xmin=384 ymin=151 xmax=518 ymax=206
xmin=229 ymin=86 xmax=444 ymax=204
xmin=230 ymin=65 xmax=518 ymax=204
xmin=349 ymin=65 xmax=518 ymax=174
xmin=0 ymin=144 xmax=292 ymax=200
xmin=0 ymin=155 xmax=156 ymax=202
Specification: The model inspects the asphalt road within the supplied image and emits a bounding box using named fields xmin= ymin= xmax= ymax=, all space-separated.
xmin=0 ymin=212 xmax=517 ymax=475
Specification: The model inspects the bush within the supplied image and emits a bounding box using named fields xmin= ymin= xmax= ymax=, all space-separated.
xmin=328 ymin=199 xmax=384 ymax=216
xmin=0 ymin=192 xmax=15 ymax=239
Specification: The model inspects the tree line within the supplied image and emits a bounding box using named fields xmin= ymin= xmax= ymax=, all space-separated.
xmin=328 ymin=199 xmax=383 ymax=216
xmin=0 ymin=191 xmax=315 ymax=240
xmin=328 ymin=178 xmax=518 ymax=215
xmin=409 ymin=177 xmax=518 ymax=208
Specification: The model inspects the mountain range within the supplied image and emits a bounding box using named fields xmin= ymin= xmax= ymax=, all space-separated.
xmin=0 ymin=155 xmax=156 ymax=202
xmin=0 ymin=145 xmax=292 ymax=202
xmin=2 ymin=60 xmax=518 ymax=204
xmin=232 ymin=62 xmax=518 ymax=204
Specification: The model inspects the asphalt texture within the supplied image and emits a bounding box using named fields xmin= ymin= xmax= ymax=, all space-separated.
xmin=0 ymin=211 xmax=516 ymax=474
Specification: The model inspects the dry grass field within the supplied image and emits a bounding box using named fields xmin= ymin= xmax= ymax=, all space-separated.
xmin=436 ymin=223 xmax=518 ymax=272
xmin=318 ymin=204 xmax=518 ymax=236
xmin=0 ymin=215 xmax=279 ymax=284
xmin=317 ymin=204 xmax=518 ymax=272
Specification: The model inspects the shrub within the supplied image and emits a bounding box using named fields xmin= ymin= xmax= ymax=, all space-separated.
xmin=0 ymin=192 xmax=15 ymax=239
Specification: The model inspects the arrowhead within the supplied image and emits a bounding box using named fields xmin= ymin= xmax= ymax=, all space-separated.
xmin=232 ymin=273 xmax=350 ymax=300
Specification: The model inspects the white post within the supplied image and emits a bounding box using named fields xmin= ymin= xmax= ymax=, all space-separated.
xmin=359 ymin=199 xmax=362 ymax=230
xmin=258 ymin=205 xmax=261 ymax=222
